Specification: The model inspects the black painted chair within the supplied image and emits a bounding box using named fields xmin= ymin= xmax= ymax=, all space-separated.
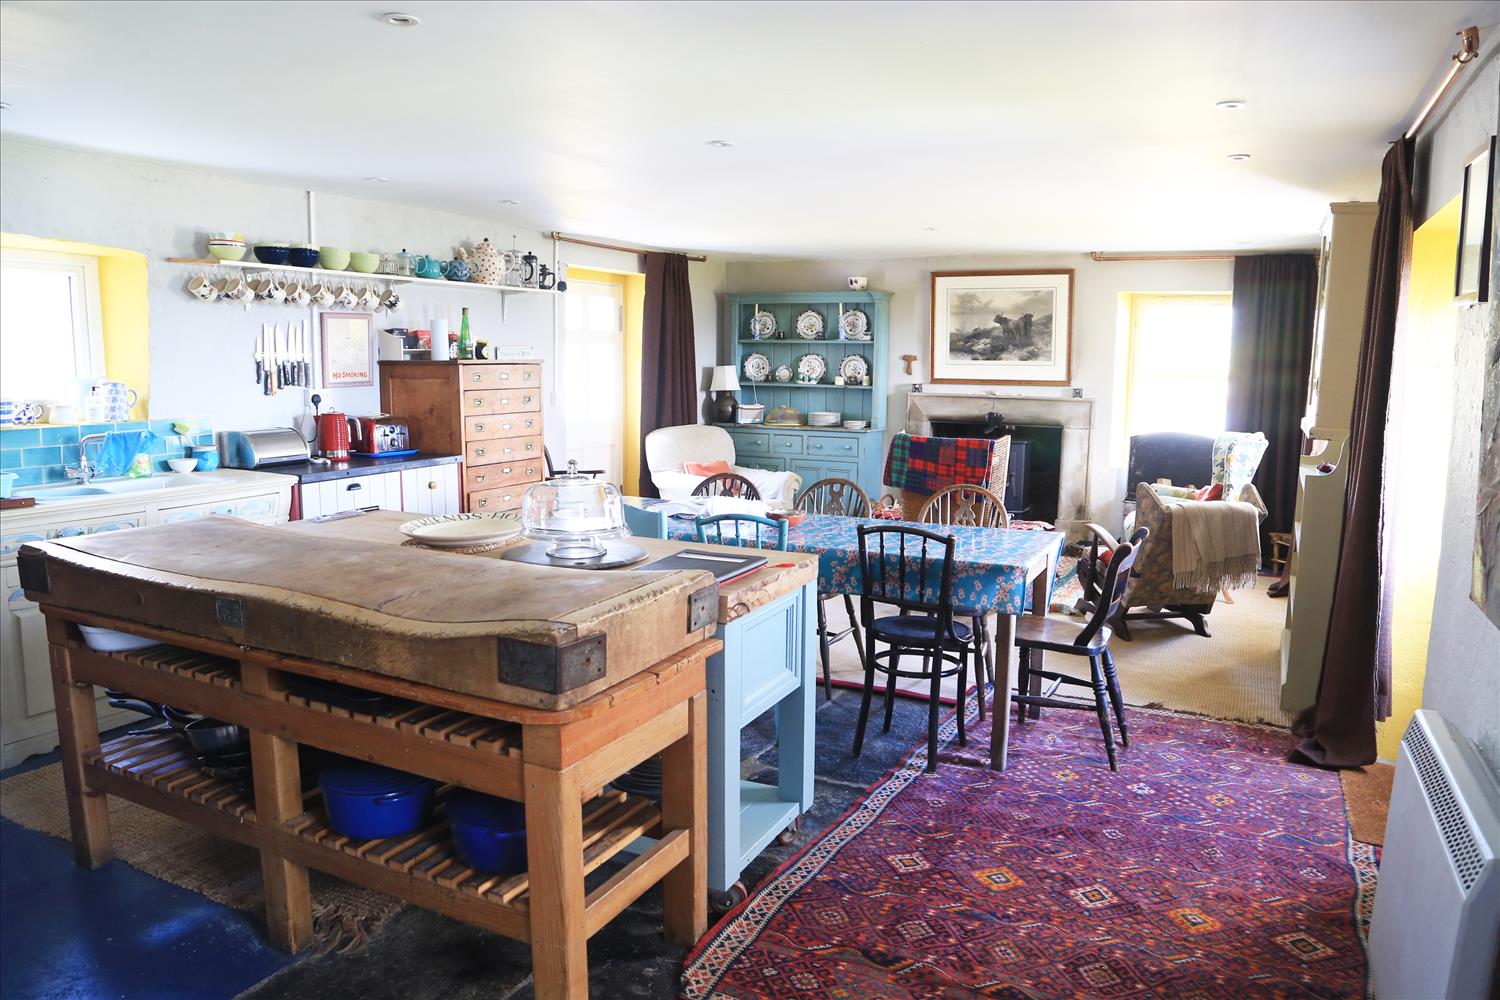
xmin=852 ymin=524 xmax=972 ymax=773
xmin=1013 ymin=528 xmax=1146 ymax=771
xmin=795 ymin=478 xmax=873 ymax=700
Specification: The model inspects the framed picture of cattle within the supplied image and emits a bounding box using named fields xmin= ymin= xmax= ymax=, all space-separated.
xmin=929 ymin=269 xmax=1074 ymax=385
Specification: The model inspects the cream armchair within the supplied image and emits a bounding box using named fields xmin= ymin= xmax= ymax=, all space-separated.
xmin=643 ymin=425 xmax=802 ymax=508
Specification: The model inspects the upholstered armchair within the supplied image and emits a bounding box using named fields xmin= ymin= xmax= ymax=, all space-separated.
xmin=643 ymin=425 xmax=802 ymax=507
xmin=1085 ymin=481 xmax=1267 ymax=638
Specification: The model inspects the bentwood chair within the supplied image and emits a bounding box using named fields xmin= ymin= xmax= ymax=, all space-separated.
xmin=852 ymin=524 xmax=971 ymax=773
xmin=916 ymin=484 xmax=1008 ymax=720
xmin=1012 ymin=528 xmax=1145 ymax=771
xmin=694 ymin=513 xmax=789 ymax=550
xmin=691 ymin=472 xmax=762 ymax=501
xmin=544 ymin=447 xmax=604 ymax=480
xmin=795 ymin=478 xmax=873 ymax=700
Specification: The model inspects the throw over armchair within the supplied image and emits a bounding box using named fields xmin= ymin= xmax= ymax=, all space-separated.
xmin=1084 ymin=481 xmax=1266 ymax=639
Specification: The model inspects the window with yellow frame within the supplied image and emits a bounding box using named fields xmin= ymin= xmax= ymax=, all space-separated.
xmin=1122 ymin=292 xmax=1234 ymax=442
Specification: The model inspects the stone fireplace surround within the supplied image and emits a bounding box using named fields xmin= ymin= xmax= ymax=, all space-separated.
xmin=905 ymin=391 xmax=1093 ymax=534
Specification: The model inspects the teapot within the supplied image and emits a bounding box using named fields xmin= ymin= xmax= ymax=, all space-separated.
xmin=411 ymin=254 xmax=448 ymax=279
xmin=446 ymin=250 xmax=471 ymax=282
xmin=465 ymin=237 xmax=505 ymax=286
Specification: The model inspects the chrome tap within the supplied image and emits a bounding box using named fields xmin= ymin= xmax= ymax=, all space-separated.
xmin=65 ymin=434 xmax=108 ymax=485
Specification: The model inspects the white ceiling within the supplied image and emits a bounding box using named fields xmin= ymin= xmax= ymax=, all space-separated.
xmin=1 ymin=0 xmax=1494 ymax=258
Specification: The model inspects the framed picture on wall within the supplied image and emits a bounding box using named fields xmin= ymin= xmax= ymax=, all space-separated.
xmin=320 ymin=312 xmax=374 ymax=387
xmin=929 ymin=270 xmax=1074 ymax=385
xmin=1456 ymin=135 xmax=1495 ymax=304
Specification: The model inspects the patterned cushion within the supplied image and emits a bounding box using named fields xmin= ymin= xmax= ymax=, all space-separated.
xmin=1211 ymin=432 xmax=1269 ymax=495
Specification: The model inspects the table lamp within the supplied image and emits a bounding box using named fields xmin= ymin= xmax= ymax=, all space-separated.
xmin=709 ymin=365 xmax=741 ymax=424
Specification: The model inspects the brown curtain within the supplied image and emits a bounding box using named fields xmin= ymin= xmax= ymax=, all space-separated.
xmin=1228 ymin=253 xmax=1318 ymax=559
xmin=1293 ymin=139 xmax=1411 ymax=767
xmin=639 ymin=252 xmax=698 ymax=498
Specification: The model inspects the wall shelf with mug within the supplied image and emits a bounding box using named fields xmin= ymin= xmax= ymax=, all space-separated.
xmin=165 ymin=257 xmax=561 ymax=320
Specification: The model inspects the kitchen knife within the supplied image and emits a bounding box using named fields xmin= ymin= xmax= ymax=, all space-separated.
xmin=299 ymin=321 xmax=311 ymax=387
xmin=255 ymin=326 xmax=265 ymax=386
xmin=269 ymin=325 xmax=279 ymax=396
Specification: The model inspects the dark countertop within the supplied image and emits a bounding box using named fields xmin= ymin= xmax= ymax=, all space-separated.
xmin=262 ymin=452 xmax=461 ymax=485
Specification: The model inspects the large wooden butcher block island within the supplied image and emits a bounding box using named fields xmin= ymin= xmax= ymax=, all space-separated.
xmin=16 ymin=513 xmax=816 ymax=999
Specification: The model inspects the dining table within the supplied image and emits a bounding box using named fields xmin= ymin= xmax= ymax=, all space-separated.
xmin=653 ymin=506 xmax=1066 ymax=771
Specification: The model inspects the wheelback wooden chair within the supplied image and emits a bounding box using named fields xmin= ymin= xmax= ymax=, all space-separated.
xmin=795 ymin=477 xmax=873 ymax=700
xmin=690 ymin=472 xmax=761 ymax=500
xmin=916 ymin=484 xmax=1009 ymax=721
xmin=1012 ymin=528 xmax=1146 ymax=771
xmin=852 ymin=523 xmax=974 ymax=773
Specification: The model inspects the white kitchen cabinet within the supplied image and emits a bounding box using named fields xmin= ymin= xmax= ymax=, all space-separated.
xmin=298 ymin=464 xmax=459 ymax=519
xmin=0 ymin=470 xmax=293 ymax=767
xmin=399 ymin=464 xmax=461 ymax=515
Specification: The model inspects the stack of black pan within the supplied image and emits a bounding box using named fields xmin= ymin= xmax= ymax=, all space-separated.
xmin=107 ymin=691 xmax=252 ymax=792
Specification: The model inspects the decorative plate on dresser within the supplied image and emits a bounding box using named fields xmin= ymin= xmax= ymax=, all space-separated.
xmin=795 ymin=353 xmax=828 ymax=384
xmin=749 ymin=310 xmax=778 ymax=340
xmin=742 ymin=352 xmax=772 ymax=383
xmin=840 ymin=308 xmax=871 ymax=340
xmin=794 ymin=309 xmax=825 ymax=340
xmin=838 ymin=354 xmax=870 ymax=384
xmin=774 ymin=364 xmax=793 ymax=383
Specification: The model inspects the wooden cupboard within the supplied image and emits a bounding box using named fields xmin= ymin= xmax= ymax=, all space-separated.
xmin=379 ymin=361 xmax=545 ymax=513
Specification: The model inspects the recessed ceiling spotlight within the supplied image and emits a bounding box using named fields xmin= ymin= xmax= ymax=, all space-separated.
xmin=379 ymin=11 xmax=421 ymax=27
xmin=1215 ymin=99 xmax=1247 ymax=110
xmin=923 ymin=226 xmax=939 ymax=232
xmin=1225 ymin=153 xmax=1252 ymax=162
xmin=365 ymin=176 xmax=389 ymax=183
xmin=499 ymin=199 xmax=519 ymax=205
xmin=705 ymin=139 xmax=734 ymax=148
xmin=0 ymin=102 xmax=11 ymax=111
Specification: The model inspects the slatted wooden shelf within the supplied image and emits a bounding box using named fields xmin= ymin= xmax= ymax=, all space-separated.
xmin=102 ymin=644 xmax=241 ymax=688
xmin=272 ymin=691 xmax=523 ymax=758
xmin=85 ymin=731 xmax=663 ymax=918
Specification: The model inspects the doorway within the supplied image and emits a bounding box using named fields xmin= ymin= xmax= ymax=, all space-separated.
xmin=562 ymin=279 xmax=626 ymax=483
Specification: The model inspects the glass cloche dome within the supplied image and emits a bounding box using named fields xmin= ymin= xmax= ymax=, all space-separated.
xmin=519 ymin=460 xmax=630 ymax=559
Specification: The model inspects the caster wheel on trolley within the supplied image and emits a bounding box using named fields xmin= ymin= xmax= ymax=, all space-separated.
xmin=776 ymin=817 xmax=801 ymax=846
xmin=709 ymin=881 xmax=748 ymax=915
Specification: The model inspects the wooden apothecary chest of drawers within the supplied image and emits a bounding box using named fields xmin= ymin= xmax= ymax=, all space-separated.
xmin=379 ymin=360 xmax=544 ymax=513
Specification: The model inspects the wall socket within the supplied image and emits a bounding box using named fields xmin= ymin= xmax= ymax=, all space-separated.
xmin=1071 ymin=387 xmax=1083 ymax=398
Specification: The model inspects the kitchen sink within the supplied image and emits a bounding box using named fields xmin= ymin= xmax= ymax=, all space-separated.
xmin=22 ymin=474 xmax=237 ymax=502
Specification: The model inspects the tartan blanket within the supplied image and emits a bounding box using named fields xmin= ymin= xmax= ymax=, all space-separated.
xmin=882 ymin=431 xmax=997 ymax=496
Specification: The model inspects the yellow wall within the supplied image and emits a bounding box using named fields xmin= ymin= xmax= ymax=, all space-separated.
xmin=1377 ymin=196 xmax=1461 ymax=759
xmin=565 ymin=267 xmax=646 ymax=494
xmin=1 ymin=232 xmax=150 ymax=419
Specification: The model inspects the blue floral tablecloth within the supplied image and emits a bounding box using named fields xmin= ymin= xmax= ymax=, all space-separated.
xmin=665 ymin=512 xmax=1064 ymax=615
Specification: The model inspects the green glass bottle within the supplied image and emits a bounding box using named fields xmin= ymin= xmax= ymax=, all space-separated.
xmin=457 ymin=307 xmax=473 ymax=360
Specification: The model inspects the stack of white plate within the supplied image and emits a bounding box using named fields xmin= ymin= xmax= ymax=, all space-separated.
xmin=808 ymin=411 xmax=840 ymax=427
xmin=842 ymin=419 xmax=868 ymax=430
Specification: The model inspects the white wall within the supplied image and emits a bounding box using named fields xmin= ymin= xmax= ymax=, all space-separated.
xmin=722 ymin=253 xmax=1234 ymax=527
xmin=1415 ymin=49 xmax=1500 ymax=772
xmin=0 ymin=139 xmax=724 ymax=460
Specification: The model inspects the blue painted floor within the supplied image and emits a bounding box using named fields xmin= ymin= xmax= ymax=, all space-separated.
xmin=0 ymin=745 xmax=293 ymax=1000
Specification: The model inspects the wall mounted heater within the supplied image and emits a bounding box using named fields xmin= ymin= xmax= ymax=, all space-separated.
xmin=1370 ymin=710 xmax=1500 ymax=1000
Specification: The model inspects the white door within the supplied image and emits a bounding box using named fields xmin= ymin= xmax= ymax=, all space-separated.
xmin=562 ymin=280 xmax=624 ymax=484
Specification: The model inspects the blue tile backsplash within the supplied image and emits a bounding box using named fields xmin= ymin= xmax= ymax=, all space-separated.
xmin=0 ymin=419 xmax=214 ymax=487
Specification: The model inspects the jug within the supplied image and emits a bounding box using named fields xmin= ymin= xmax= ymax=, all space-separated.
xmin=411 ymin=255 xmax=448 ymax=280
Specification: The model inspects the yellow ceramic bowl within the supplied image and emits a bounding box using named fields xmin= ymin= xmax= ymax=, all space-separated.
xmin=319 ymin=246 xmax=351 ymax=271
xmin=349 ymin=252 xmax=381 ymax=273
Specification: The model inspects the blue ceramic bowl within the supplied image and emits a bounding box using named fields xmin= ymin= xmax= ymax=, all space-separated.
xmin=319 ymin=762 xmax=434 ymax=840
xmin=192 ymin=446 xmax=219 ymax=471
xmin=446 ymin=790 xmax=528 ymax=873
xmin=253 ymin=244 xmax=291 ymax=265
xmin=287 ymin=247 xmax=319 ymax=269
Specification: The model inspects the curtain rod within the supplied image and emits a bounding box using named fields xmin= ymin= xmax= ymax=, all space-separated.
xmin=548 ymin=231 xmax=707 ymax=263
xmin=1090 ymin=251 xmax=1236 ymax=262
xmin=1406 ymin=26 xmax=1481 ymax=139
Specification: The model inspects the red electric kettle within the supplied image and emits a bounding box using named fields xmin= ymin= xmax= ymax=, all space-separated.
xmin=315 ymin=411 xmax=351 ymax=460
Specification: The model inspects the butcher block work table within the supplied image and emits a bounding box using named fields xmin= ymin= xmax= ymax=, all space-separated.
xmin=14 ymin=513 xmax=830 ymax=999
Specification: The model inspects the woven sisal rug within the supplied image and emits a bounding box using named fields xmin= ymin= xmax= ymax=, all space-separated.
xmin=0 ymin=763 xmax=404 ymax=953
xmin=684 ymin=704 xmax=1375 ymax=999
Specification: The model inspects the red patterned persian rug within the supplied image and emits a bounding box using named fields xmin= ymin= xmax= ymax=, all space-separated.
xmin=683 ymin=706 xmax=1374 ymax=999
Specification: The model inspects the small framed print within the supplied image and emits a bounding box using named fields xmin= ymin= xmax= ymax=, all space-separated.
xmin=929 ymin=270 xmax=1074 ymax=385
xmin=1456 ymin=136 xmax=1495 ymax=304
xmin=320 ymin=312 xmax=374 ymax=387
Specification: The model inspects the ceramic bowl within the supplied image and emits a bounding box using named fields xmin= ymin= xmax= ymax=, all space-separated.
xmin=253 ymin=243 xmax=290 ymax=265
xmin=208 ymin=243 xmax=247 ymax=261
xmin=319 ymin=246 xmax=351 ymax=271
xmin=287 ymin=247 xmax=320 ymax=268
xmin=210 ymin=231 xmax=245 ymax=241
xmin=770 ymin=510 xmax=807 ymax=528
xmin=349 ymin=252 xmax=381 ymax=273
xmin=167 ymin=457 xmax=198 ymax=473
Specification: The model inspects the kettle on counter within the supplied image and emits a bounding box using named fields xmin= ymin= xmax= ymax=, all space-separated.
xmin=315 ymin=411 xmax=351 ymax=460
